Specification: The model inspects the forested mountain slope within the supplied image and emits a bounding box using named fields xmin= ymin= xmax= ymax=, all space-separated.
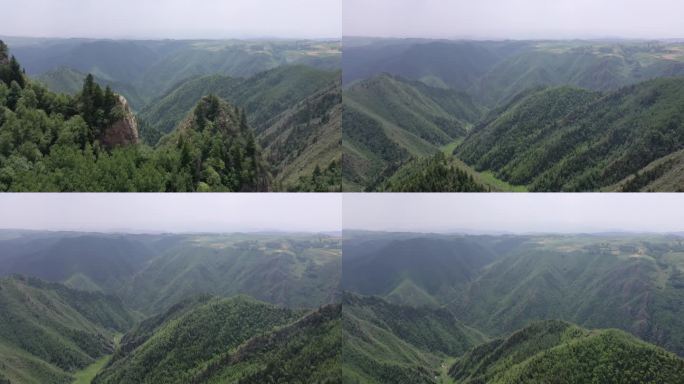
xmin=342 ymin=293 xmax=484 ymax=384
xmin=92 ymin=296 xmax=302 ymax=384
xmin=0 ymin=276 xmax=135 ymax=384
xmin=375 ymin=152 xmax=487 ymax=192
xmin=139 ymin=65 xmax=342 ymax=190
xmin=457 ymin=77 xmax=684 ymax=191
xmin=155 ymin=94 xmax=272 ymax=192
xmin=472 ymin=41 xmax=684 ymax=106
xmin=342 ymin=74 xmax=481 ymax=190
xmin=35 ymin=67 xmax=146 ymax=109
xmin=449 ymin=320 xmax=684 ymax=384
xmin=451 ymin=235 xmax=684 ymax=356
xmin=0 ymin=231 xmax=342 ymax=315
xmin=0 ymin=42 xmax=265 ymax=191
xmin=91 ymin=296 xmax=341 ymax=384
xmin=342 ymin=39 xmax=684 ymax=191
xmin=1 ymin=40 xmax=339 ymax=191
xmin=342 ymin=232 xmax=684 ymax=357
xmin=194 ymin=304 xmax=341 ymax=384
xmin=0 ymin=230 xmax=342 ymax=382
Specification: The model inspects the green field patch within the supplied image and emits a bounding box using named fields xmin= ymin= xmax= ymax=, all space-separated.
xmin=72 ymin=354 xmax=112 ymax=384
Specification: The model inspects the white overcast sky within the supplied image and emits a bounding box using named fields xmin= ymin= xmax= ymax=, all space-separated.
xmin=0 ymin=0 xmax=341 ymax=39
xmin=344 ymin=0 xmax=684 ymax=39
xmin=343 ymin=194 xmax=684 ymax=234
xmin=0 ymin=194 xmax=341 ymax=233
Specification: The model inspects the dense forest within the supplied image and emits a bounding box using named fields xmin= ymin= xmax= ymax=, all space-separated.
xmin=342 ymin=39 xmax=684 ymax=191
xmin=0 ymin=231 xmax=342 ymax=383
xmin=449 ymin=320 xmax=684 ymax=384
xmin=457 ymin=79 xmax=684 ymax=191
xmin=341 ymin=231 xmax=684 ymax=383
xmin=376 ymin=152 xmax=487 ymax=192
xmin=0 ymin=39 xmax=341 ymax=191
xmin=343 ymin=292 xmax=484 ymax=384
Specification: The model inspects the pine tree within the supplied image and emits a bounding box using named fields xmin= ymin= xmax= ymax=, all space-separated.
xmin=8 ymin=56 xmax=24 ymax=88
xmin=7 ymin=81 xmax=22 ymax=111
xmin=239 ymin=108 xmax=248 ymax=131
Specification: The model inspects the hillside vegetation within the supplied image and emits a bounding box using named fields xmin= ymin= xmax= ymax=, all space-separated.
xmin=139 ymin=65 xmax=342 ymax=190
xmin=342 ymin=39 xmax=684 ymax=191
xmin=343 ymin=232 xmax=684 ymax=357
xmin=0 ymin=276 xmax=134 ymax=384
xmin=1 ymin=40 xmax=341 ymax=191
xmin=194 ymin=304 xmax=341 ymax=384
xmin=342 ymin=74 xmax=481 ymax=189
xmin=342 ymin=293 xmax=484 ymax=384
xmin=376 ymin=152 xmax=487 ymax=192
xmin=449 ymin=320 xmax=684 ymax=384
xmin=457 ymin=78 xmax=684 ymax=191
xmin=92 ymin=296 xmax=302 ymax=384
xmin=0 ymin=230 xmax=343 ymax=383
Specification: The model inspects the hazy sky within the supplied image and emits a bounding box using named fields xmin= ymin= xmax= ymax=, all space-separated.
xmin=343 ymin=194 xmax=684 ymax=234
xmin=344 ymin=0 xmax=684 ymax=39
xmin=0 ymin=0 xmax=341 ymax=39
xmin=0 ymin=194 xmax=341 ymax=233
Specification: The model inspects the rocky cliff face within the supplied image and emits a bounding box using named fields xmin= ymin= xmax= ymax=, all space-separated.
xmin=101 ymin=95 xmax=139 ymax=149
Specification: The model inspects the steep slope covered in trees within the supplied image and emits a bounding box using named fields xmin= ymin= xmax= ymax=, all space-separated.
xmin=376 ymin=152 xmax=486 ymax=192
xmin=35 ymin=67 xmax=146 ymax=109
xmin=0 ymin=42 xmax=272 ymax=192
xmin=457 ymin=78 xmax=684 ymax=191
xmin=342 ymin=39 xmax=529 ymax=90
xmin=342 ymin=74 xmax=481 ymax=190
xmin=0 ymin=276 xmax=135 ymax=384
xmin=93 ymin=297 xmax=343 ymax=384
xmin=343 ymin=232 xmax=684 ymax=358
xmin=449 ymin=320 xmax=684 ymax=384
xmin=259 ymin=80 xmax=342 ymax=190
xmin=155 ymin=95 xmax=271 ymax=192
xmin=472 ymin=42 xmax=684 ymax=106
xmin=194 ymin=304 xmax=341 ymax=384
xmin=342 ymin=293 xmax=484 ymax=384
xmin=138 ymin=65 xmax=342 ymax=190
xmin=1 ymin=40 xmax=341 ymax=191
xmin=345 ymin=74 xmax=480 ymax=148
xmin=451 ymin=235 xmax=684 ymax=356
xmin=342 ymin=39 xmax=684 ymax=191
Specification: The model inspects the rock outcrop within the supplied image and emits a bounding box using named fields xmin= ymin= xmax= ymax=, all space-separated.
xmin=101 ymin=95 xmax=139 ymax=149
